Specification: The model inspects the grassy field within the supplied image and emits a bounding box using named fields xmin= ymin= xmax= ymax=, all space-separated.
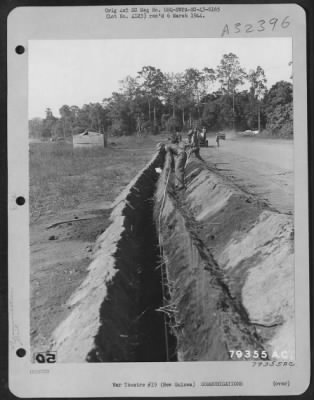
xmin=29 ymin=136 xmax=161 ymax=223
xmin=30 ymin=135 xmax=164 ymax=352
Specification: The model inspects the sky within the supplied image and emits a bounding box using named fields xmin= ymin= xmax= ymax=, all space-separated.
xmin=29 ymin=38 xmax=292 ymax=118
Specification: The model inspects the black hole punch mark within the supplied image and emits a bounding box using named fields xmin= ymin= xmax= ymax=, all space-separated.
xmin=15 ymin=45 xmax=25 ymax=55
xmin=16 ymin=196 xmax=25 ymax=206
xmin=16 ymin=348 xmax=26 ymax=358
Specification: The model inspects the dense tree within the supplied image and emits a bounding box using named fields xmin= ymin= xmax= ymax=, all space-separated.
xmin=264 ymin=80 xmax=292 ymax=108
xmin=163 ymin=73 xmax=182 ymax=119
xmin=119 ymin=75 xmax=140 ymax=100
xmin=216 ymin=53 xmax=247 ymax=128
xmin=235 ymin=91 xmax=258 ymax=130
xmin=248 ymin=66 xmax=267 ymax=131
xmin=202 ymin=68 xmax=216 ymax=92
xmin=202 ymin=96 xmax=219 ymax=130
xmin=183 ymin=68 xmax=205 ymax=120
xmin=59 ymin=105 xmax=74 ymax=137
xmin=42 ymin=108 xmax=57 ymax=138
xmin=30 ymin=56 xmax=293 ymax=139
xmin=263 ymin=81 xmax=293 ymax=136
xmin=216 ymin=53 xmax=246 ymax=94
xmin=105 ymin=92 xmax=136 ymax=136
xmin=88 ymin=103 xmax=108 ymax=133
xmin=137 ymin=66 xmax=165 ymax=124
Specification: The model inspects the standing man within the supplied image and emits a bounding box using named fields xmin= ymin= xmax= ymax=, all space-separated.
xmin=216 ymin=133 xmax=220 ymax=147
xmin=191 ymin=128 xmax=200 ymax=156
xmin=169 ymin=130 xmax=182 ymax=144
xmin=166 ymin=138 xmax=190 ymax=190
xmin=187 ymin=128 xmax=194 ymax=144
xmin=200 ymin=127 xmax=206 ymax=141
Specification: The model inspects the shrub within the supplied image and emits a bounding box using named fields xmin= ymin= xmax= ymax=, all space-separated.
xmin=141 ymin=120 xmax=152 ymax=134
xmin=265 ymin=103 xmax=293 ymax=136
xmin=109 ymin=121 xmax=129 ymax=136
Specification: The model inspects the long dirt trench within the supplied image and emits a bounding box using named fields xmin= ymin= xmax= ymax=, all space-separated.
xmin=51 ymin=146 xmax=294 ymax=362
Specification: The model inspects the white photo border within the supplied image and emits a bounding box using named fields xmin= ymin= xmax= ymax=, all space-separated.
xmin=7 ymin=4 xmax=309 ymax=397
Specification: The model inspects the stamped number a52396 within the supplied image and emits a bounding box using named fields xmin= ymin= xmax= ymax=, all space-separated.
xmin=221 ymin=16 xmax=290 ymax=37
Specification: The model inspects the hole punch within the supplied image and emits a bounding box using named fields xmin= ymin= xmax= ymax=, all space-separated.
xmin=16 ymin=196 xmax=25 ymax=206
xmin=16 ymin=348 xmax=26 ymax=358
xmin=15 ymin=45 xmax=25 ymax=54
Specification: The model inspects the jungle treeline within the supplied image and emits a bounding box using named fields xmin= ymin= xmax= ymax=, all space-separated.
xmin=29 ymin=53 xmax=293 ymax=139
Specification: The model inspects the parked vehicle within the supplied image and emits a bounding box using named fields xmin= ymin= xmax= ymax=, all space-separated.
xmin=217 ymin=132 xmax=226 ymax=140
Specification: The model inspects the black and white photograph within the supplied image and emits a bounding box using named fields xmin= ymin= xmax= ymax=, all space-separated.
xmin=7 ymin=4 xmax=310 ymax=397
xmin=28 ymin=37 xmax=295 ymax=363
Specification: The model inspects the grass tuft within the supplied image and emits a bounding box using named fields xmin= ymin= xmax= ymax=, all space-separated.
xmin=29 ymin=138 xmax=160 ymax=222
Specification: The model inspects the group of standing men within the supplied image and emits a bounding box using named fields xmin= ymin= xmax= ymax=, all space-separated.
xmin=166 ymin=127 xmax=205 ymax=191
xmin=187 ymin=127 xmax=206 ymax=152
xmin=165 ymin=127 xmax=223 ymax=190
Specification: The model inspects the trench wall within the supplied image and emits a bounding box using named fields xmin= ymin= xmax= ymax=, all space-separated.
xmin=51 ymin=148 xmax=165 ymax=362
xmin=51 ymin=145 xmax=294 ymax=363
xmin=155 ymin=153 xmax=294 ymax=361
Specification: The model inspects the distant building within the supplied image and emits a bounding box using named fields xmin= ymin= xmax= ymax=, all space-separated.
xmin=73 ymin=130 xmax=105 ymax=148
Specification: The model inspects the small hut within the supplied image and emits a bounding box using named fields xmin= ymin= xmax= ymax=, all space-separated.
xmin=73 ymin=130 xmax=105 ymax=148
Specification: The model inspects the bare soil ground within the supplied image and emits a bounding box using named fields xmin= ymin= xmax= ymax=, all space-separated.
xmin=201 ymin=133 xmax=293 ymax=214
xmin=30 ymin=132 xmax=294 ymax=357
xmin=30 ymin=136 xmax=161 ymax=353
xmin=156 ymin=143 xmax=293 ymax=360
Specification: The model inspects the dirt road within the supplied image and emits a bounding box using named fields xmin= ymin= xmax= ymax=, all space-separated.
xmin=201 ymin=135 xmax=293 ymax=214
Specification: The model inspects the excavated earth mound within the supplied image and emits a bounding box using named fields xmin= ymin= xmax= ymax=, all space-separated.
xmin=154 ymin=152 xmax=294 ymax=361
xmin=51 ymin=148 xmax=178 ymax=362
xmin=51 ymin=147 xmax=294 ymax=362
